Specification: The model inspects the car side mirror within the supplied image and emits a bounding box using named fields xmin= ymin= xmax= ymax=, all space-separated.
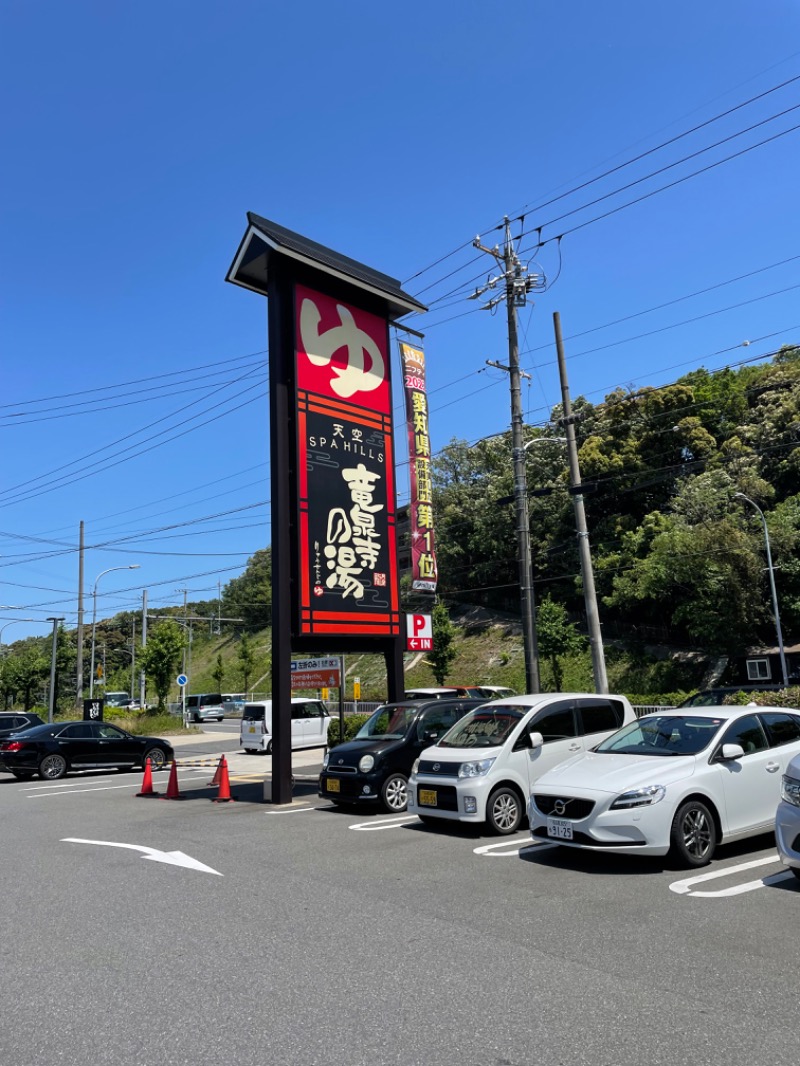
xmin=529 ymin=731 xmax=544 ymax=750
xmin=720 ymin=743 xmax=745 ymax=761
xmin=422 ymin=730 xmax=439 ymax=742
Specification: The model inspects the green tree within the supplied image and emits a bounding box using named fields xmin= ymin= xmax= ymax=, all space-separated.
xmin=140 ymin=621 xmax=185 ymax=713
xmin=221 ymin=548 xmax=272 ymax=631
xmin=428 ymin=601 xmax=458 ymax=685
xmin=212 ymin=653 xmax=225 ymax=692
xmin=4 ymin=645 xmax=48 ymax=710
xmin=237 ymin=632 xmax=256 ymax=694
xmin=536 ymin=596 xmax=586 ymax=691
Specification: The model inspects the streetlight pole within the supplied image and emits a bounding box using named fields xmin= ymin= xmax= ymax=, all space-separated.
xmin=89 ymin=565 xmax=141 ymax=698
xmin=734 ymin=493 xmax=789 ymax=688
xmin=46 ymin=617 xmax=64 ymax=724
xmin=0 ymin=618 xmax=37 ymax=653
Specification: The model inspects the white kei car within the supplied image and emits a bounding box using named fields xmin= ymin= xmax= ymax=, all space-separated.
xmin=776 ymin=749 xmax=800 ymax=883
xmin=528 ymin=706 xmax=800 ymax=867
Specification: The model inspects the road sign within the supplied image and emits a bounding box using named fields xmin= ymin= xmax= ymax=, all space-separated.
xmin=291 ymin=658 xmax=341 ymax=689
xmin=406 ymin=613 xmax=433 ymax=651
xmin=353 ymin=677 xmax=361 ymax=700
xmin=177 ymin=674 xmax=188 ymax=687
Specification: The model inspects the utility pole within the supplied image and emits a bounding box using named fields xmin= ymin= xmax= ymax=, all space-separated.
xmin=46 ymin=617 xmax=64 ymax=723
xmin=473 ymin=217 xmax=545 ymax=694
xmin=75 ymin=520 xmax=84 ymax=707
xmin=140 ymin=589 xmax=147 ymax=709
xmin=553 ymin=311 xmax=608 ymax=693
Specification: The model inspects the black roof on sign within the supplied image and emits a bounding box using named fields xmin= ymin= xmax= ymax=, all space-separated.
xmin=225 ymin=212 xmax=427 ymax=319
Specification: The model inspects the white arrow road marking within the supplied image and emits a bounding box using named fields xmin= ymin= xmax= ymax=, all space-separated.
xmin=62 ymin=838 xmax=222 ymax=876
xmin=348 ymin=815 xmax=418 ymax=831
xmin=473 ymin=838 xmax=557 ymax=857
xmin=669 ymin=854 xmax=793 ymax=897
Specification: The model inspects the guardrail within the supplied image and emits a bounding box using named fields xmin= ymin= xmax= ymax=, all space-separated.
xmin=632 ymin=704 xmax=676 ymax=717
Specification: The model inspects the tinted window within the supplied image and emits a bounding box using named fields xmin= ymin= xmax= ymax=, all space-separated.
xmin=578 ymin=699 xmax=624 ymax=735
xmin=97 ymin=724 xmax=127 ymax=739
xmin=58 ymin=723 xmax=94 ymax=739
xmin=531 ymin=703 xmax=576 ymax=743
xmin=720 ymin=714 xmax=768 ymax=755
xmin=761 ymin=712 xmax=800 ymax=748
xmin=243 ymin=704 xmax=265 ymax=722
xmin=417 ymin=706 xmax=459 ymax=741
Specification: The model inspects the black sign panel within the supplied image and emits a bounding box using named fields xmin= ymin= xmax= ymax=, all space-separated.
xmin=83 ymin=698 xmax=104 ymax=721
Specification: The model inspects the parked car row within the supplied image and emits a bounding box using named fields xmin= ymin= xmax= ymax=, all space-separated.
xmin=320 ymin=695 xmax=800 ymax=870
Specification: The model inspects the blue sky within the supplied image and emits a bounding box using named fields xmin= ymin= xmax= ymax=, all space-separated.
xmin=2 ymin=1 xmax=800 ymax=645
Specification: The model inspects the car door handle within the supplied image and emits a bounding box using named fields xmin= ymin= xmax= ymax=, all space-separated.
xmin=568 ymin=743 xmax=581 ymax=751
xmin=766 ymin=762 xmax=780 ymax=773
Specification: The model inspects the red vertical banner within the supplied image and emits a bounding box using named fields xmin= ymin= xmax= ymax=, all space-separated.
xmin=400 ymin=342 xmax=438 ymax=593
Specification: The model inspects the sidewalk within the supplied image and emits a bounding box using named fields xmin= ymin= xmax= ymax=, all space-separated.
xmin=161 ymin=729 xmax=325 ymax=777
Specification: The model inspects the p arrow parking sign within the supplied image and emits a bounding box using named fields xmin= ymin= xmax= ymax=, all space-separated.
xmin=406 ymin=613 xmax=432 ymax=651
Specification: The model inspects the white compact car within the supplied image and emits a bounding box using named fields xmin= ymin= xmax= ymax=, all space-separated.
xmin=528 ymin=706 xmax=800 ymax=866
xmin=407 ymin=693 xmax=636 ymax=834
xmin=240 ymin=698 xmax=331 ymax=754
xmin=776 ymin=749 xmax=800 ymax=883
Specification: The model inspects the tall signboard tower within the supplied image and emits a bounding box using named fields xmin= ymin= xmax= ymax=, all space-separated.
xmin=226 ymin=214 xmax=426 ymax=802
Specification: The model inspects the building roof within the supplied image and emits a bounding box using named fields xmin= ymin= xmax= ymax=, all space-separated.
xmin=226 ymin=212 xmax=427 ymax=320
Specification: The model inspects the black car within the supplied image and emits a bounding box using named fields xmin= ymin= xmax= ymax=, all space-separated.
xmin=0 ymin=712 xmax=44 ymax=740
xmin=319 ymin=698 xmax=484 ymax=812
xmin=0 ymin=721 xmax=174 ymax=781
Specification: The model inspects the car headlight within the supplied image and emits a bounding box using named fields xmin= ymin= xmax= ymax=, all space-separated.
xmin=610 ymin=785 xmax=666 ymax=809
xmin=411 ymin=758 xmax=420 ymax=775
xmin=458 ymin=758 xmax=496 ymax=778
xmin=322 ymin=752 xmax=329 ymax=770
xmin=358 ymin=754 xmax=375 ymax=773
xmin=781 ymin=774 xmax=800 ymax=807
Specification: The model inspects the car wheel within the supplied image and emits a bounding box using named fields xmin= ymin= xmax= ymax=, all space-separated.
xmin=670 ymin=799 xmax=717 ymax=867
xmin=265 ymin=740 xmax=273 ymax=755
xmin=39 ymin=753 xmax=67 ymax=780
xmin=486 ymin=787 xmax=523 ymax=835
xmin=142 ymin=747 xmax=167 ymax=771
xmin=381 ymin=772 xmax=408 ymax=812
xmin=11 ymin=770 xmax=34 ymax=780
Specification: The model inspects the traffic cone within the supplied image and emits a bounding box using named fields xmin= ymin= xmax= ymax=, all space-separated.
xmin=160 ymin=760 xmax=184 ymax=800
xmin=136 ymin=757 xmax=160 ymax=797
xmin=212 ymin=755 xmax=235 ymax=803
xmin=208 ymin=756 xmax=222 ymax=788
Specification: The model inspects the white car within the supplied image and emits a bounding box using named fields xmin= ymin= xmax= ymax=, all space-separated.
xmin=240 ymin=698 xmax=331 ymax=753
xmin=776 ymin=750 xmax=800 ymax=883
xmin=407 ymin=693 xmax=636 ymax=835
xmin=528 ymin=706 xmax=800 ymax=866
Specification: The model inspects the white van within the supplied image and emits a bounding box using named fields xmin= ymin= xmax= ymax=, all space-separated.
xmin=240 ymin=698 xmax=331 ymax=754
xmin=407 ymin=693 xmax=636 ymax=835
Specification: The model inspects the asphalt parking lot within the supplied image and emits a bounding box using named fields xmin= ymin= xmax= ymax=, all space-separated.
xmin=0 ymin=732 xmax=796 ymax=1066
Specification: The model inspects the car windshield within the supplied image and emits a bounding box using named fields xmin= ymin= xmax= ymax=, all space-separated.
xmin=355 ymin=705 xmax=418 ymax=740
xmin=595 ymin=715 xmax=723 ymax=756
xmin=437 ymin=707 xmax=524 ymax=748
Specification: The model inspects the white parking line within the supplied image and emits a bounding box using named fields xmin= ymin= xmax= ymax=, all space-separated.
xmin=348 ymin=815 xmax=418 ymax=831
xmin=28 ymin=783 xmax=147 ymax=797
xmin=473 ymin=838 xmax=556 ymax=857
xmin=669 ymin=854 xmax=795 ymax=897
xmin=267 ymin=805 xmax=333 ymax=814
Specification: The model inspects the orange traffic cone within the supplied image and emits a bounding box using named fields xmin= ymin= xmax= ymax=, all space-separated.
xmin=208 ymin=757 xmax=222 ymax=788
xmin=136 ymin=757 xmax=160 ymax=797
xmin=160 ymin=760 xmax=184 ymax=800
xmin=212 ymin=755 xmax=235 ymax=803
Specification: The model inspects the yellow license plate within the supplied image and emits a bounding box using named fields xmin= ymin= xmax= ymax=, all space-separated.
xmin=327 ymin=778 xmax=341 ymax=793
xmin=419 ymin=789 xmax=437 ymax=807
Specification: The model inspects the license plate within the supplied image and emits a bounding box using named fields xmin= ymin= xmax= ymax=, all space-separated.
xmin=247 ymin=725 xmax=256 ymax=733
xmin=547 ymin=817 xmax=573 ymax=840
xmin=419 ymin=789 xmax=438 ymax=807
xmin=327 ymin=778 xmax=340 ymax=793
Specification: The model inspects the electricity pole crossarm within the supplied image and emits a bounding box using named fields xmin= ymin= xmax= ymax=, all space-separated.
xmin=553 ymin=311 xmax=608 ymax=694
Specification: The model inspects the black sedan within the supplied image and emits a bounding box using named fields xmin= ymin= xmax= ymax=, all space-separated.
xmin=0 ymin=721 xmax=174 ymax=780
xmin=0 ymin=712 xmax=44 ymax=740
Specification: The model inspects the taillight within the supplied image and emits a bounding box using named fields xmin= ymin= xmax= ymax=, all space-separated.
xmin=1 ymin=741 xmax=25 ymax=752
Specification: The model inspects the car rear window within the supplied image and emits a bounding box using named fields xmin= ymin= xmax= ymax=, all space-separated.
xmin=761 ymin=712 xmax=800 ymax=747
xmin=243 ymin=704 xmax=266 ymax=722
xmin=578 ymin=699 xmax=625 ymax=735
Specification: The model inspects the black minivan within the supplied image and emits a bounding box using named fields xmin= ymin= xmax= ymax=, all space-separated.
xmin=319 ymin=698 xmax=483 ymax=812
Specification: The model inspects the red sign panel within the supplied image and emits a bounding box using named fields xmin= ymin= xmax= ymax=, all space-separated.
xmin=400 ymin=342 xmax=438 ymax=592
xmin=295 ymin=284 xmax=400 ymax=638
xmin=406 ymin=612 xmax=433 ymax=651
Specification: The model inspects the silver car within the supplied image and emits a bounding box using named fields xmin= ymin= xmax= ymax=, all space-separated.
xmin=777 ymin=750 xmax=800 ymax=883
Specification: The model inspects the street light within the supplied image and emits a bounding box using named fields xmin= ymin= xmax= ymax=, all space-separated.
xmin=0 ymin=618 xmax=37 ymax=653
xmin=734 ymin=493 xmax=789 ymax=689
xmin=89 ymin=565 xmax=141 ymax=698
